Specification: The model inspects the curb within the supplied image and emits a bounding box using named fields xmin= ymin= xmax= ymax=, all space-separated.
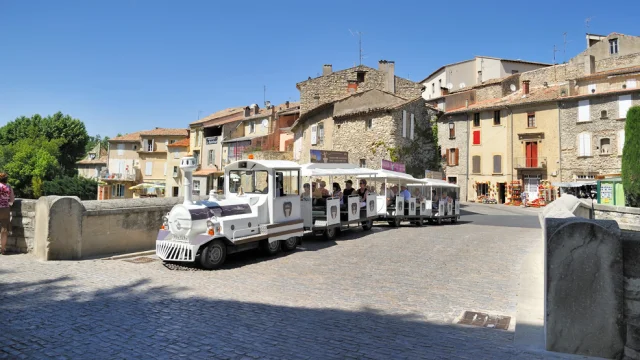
xmin=102 ymin=250 xmax=156 ymax=260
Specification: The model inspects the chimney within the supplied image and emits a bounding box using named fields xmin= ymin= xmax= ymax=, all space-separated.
xmin=347 ymin=80 xmax=358 ymax=93
xmin=522 ymin=80 xmax=530 ymax=95
xmin=323 ymin=64 xmax=332 ymax=76
xmin=584 ymin=55 xmax=595 ymax=76
xmin=244 ymin=106 xmax=251 ymax=117
xmin=285 ymin=101 xmax=290 ymax=108
xmin=265 ymin=100 xmax=271 ymax=109
xmin=379 ymin=60 xmax=395 ymax=93
xmin=441 ymin=87 xmax=449 ymax=96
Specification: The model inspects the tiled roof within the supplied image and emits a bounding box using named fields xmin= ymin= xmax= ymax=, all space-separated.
xmin=576 ymin=65 xmax=640 ymax=81
xmin=193 ymin=169 xmax=223 ymax=176
xmin=333 ymin=96 xmax=432 ymax=120
xmin=448 ymin=74 xmax=519 ymax=95
xmin=167 ymin=138 xmax=190 ymax=148
xmin=190 ymin=107 xmax=245 ymax=126
xmin=109 ymin=128 xmax=188 ymax=142
xmin=77 ymin=147 xmax=108 ymax=164
xmin=445 ymin=86 xmax=565 ymax=115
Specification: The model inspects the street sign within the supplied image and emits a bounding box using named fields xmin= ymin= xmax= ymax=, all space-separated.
xmin=206 ymin=136 xmax=218 ymax=145
xmin=309 ymin=150 xmax=348 ymax=164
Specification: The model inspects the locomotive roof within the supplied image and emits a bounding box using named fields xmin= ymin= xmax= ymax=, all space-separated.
xmin=356 ymin=169 xmax=417 ymax=182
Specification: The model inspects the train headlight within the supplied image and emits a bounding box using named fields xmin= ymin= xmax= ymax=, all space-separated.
xmin=206 ymin=220 xmax=215 ymax=236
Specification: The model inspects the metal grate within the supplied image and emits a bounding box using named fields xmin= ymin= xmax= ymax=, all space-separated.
xmin=156 ymin=241 xmax=195 ymax=262
xmin=457 ymin=311 xmax=511 ymax=330
xmin=123 ymin=257 xmax=157 ymax=264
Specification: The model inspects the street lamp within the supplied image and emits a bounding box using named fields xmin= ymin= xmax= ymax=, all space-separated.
xmin=589 ymin=189 xmax=597 ymax=219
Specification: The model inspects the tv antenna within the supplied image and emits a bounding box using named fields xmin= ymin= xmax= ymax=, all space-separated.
xmin=197 ymin=110 xmax=203 ymax=120
xmin=349 ymin=29 xmax=364 ymax=65
xmin=263 ymin=85 xmax=266 ymax=107
xmin=562 ymin=32 xmax=568 ymax=64
xmin=585 ymin=17 xmax=594 ymax=31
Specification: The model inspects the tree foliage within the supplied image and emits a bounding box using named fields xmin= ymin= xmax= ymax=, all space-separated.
xmin=86 ymin=135 xmax=110 ymax=154
xmin=622 ymin=106 xmax=640 ymax=207
xmin=0 ymin=138 xmax=62 ymax=198
xmin=42 ymin=176 xmax=98 ymax=201
xmin=0 ymin=112 xmax=89 ymax=175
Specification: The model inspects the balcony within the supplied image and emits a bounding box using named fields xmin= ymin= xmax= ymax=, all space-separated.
xmin=514 ymin=157 xmax=547 ymax=170
xmin=102 ymin=173 xmax=138 ymax=181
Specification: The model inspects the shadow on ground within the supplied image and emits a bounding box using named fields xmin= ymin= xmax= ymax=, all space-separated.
xmin=0 ymin=275 xmax=549 ymax=359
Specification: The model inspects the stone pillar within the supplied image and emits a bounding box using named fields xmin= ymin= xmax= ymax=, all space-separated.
xmin=34 ymin=196 xmax=84 ymax=260
xmin=545 ymin=217 xmax=624 ymax=358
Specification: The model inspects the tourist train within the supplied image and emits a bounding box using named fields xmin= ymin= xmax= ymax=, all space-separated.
xmin=155 ymin=154 xmax=460 ymax=269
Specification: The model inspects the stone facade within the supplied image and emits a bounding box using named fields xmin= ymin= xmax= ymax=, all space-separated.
xmin=6 ymin=199 xmax=36 ymax=253
xmin=559 ymin=91 xmax=640 ymax=181
xmin=297 ymin=62 xmax=422 ymax=114
xmin=438 ymin=113 xmax=469 ymax=201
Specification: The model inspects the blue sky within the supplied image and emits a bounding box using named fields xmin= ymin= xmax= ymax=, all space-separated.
xmin=1 ymin=0 xmax=639 ymax=137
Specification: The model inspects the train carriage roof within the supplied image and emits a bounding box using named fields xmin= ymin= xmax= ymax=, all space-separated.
xmin=300 ymin=163 xmax=378 ymax=177
xmin=225 ymin=159 xmax=301 ymax=172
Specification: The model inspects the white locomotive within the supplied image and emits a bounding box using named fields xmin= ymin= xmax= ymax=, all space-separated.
xmin=156 ymin=155 xmax=304 ymax=269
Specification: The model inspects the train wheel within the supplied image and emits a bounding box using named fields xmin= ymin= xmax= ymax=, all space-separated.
xmin=281 ymin=237 xmax=298 ymax=252
xmin=437 ymin=218 xmax=442 ymax=225
xmin=393 ymin=217 xmax=401 ymax=227
xmin=199 ymin=240 xmax=227 ymax=270
xmin=361 ymin=220 xmax=373 ymax=231
xmin=324 ymin=227 xmax=337 ymax=240
xmin=260 ymin=239 xmax=281 ymax=255
xmin=415 ymin=219 xmax=424 ymax=227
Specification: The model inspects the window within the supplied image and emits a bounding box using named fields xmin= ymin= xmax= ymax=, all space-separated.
xmin=493 ymin=110 xmax=501 ymax=125
xmin=447 ymin=177 xmax=457 ymax=184
xmin=527 ymin=112 xmax=536 ymax=128
xmin=476 ymin=183 xmax=488 ymax=197
xmin=133 ymin=145 xmax=137 ymax=151
xmin=619 ymin=94 xmax=632 ymax=119
xmin=172 ymin=187 xmax=179 ymax=197
xmin=145 ymin=161 xmax=153 ymax=176
xmin=609 ymin=39 xmax=619 ymax=55
xmin=173 ymin=166 xmax=179 ymax=177
xmin=438 ymin=79 xmax=442 ymax=92
xmin=448 ymin=122 xmax=455 ymax=139
xmin=473 ymin=113 xmax=480 ymax=127
xmin=276 ymin=170 xmax=300 ymax=196
xmin=576 ymin=174 xmax=596 ymax=180
xmin=357 ymin=71 xmax=365 ymax=83
xmin=402 ymin=110 xmax=407 ymax=138
xmin=493 ymin=155 xmax=502 ymax=174
xmin=472 ymin=156 xmax=481 ymax=174
xmin=310 ymin=124 xmax=318 ymax=145
xmin=619 ymin=130 xmax=625 ymax=154
xmin=410 ymin=114 xmax=415 ymax=140
xmin=578 ymin=100 xmax=590 ymax=122
xmin=117 ymin=143 xmax=124 ymax=155
xmin=111 ymin=184 xmax=125 ymax=198
xmin=600 ymin=138 xmax=611 ymax=154
xmin=228 ymin=170 xmax=268 ymax=194
xmin=578 ymin=132 xmax=592 ymax=157
xmin=249 ymin=121 xmax=255 ymax=133
xmin=208 ymin=150 xmax=214 ymax=165
xmin=601 ymin=110 xmax=608 ymax=119
xmin=359 ymin=159 xmax=366 ymax=168
xmin=366 ymin=119 xmax=373 ymax=130
xmin=317 ymin=122 xmax=324 ymax=144
xmin=432 ymin=83 xmax=435 ymax=94
xmin=144 ymin=139 xmax=154 ymax=152
xmin=193 ymin=180 xmax=201 ymax=191
xmin=446 ymin=148 xmax=459 ymax=166
xmin=472 ymin=130 xmax=480 ymax=145
xmin=193 ymin=150 xmax=200 ymax=166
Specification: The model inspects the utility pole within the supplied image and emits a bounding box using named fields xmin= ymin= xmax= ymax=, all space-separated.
xmin=563 ymin=32 xmax=568 ymax=64
xmin=263 ymin=85 xmax=266 ymax=107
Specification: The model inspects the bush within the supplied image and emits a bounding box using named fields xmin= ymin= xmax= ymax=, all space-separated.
xmin=622 ymin=106 xmax=640 ymax=207
xmin=42 ymin=176 xmax=98 ymax=201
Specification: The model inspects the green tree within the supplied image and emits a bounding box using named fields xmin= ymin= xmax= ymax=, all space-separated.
xmin=0 ymin=138 xmax=62 ymax=198
xmin=0 ymin=112 xmax=89 ymax=176
xmin=42 ymin=176 xmax=98 ymax=201
xmin=622 ymin=106 xmax=640 ymax=207
xmin=86 ymin=135 xmax=112 ymax=154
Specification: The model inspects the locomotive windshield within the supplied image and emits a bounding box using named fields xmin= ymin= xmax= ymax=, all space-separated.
xmin=228 ymin=170 xmax=269 ymax=194
xmin=197 ymin=201 xmax=252 ymax=217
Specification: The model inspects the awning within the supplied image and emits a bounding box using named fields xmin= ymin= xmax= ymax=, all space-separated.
xmin=552 ymin=181 xmax=597 ymax=188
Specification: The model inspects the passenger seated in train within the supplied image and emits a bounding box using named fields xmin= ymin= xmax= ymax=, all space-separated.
xmin=300 ymin=183 xmax=311 ymax=200
xmin=357 ymin=179 xmax=368 ymax=207
xmin=332 ymin=182 xmax=343 ymax=205
xmin=399 ymin=185 xmax=411 ymax=203
xmin=342 ymin=179 xmax=355 ymax=204
xmin=313 ymin=180 xmax=330 ymax=198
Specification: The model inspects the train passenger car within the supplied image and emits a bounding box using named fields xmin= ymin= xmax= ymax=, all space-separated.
xmin=156 ymin=155 xmax=303 ymax=269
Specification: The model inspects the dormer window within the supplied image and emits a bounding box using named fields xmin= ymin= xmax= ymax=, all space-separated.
xmin=609 ymin=39 xmax=619 ymax=55
xmin=356 ymin=71 xmax=366 ymax=83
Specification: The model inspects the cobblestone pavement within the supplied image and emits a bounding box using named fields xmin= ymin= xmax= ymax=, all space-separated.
xmin=0 ymin=203 xmax=591 ymax=359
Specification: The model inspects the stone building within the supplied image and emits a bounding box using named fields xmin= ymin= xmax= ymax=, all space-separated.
xmin=165 ymin=138 xmax=190 ymax=197
xmin=291 ymin=89 xmax=440 ymax=177
xmin=296 ymin=60 xmax=423 ymax=114
xmin=76 ymin=143 xmax=107 ymax=180
xmin=437 ymin=113 xmax=469 ymax=201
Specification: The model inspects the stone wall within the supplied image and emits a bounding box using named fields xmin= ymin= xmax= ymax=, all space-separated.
xmin=6 ymin=199 xmax=36 ymax=253
xmin=438 ymin=113 xmax=469 ymax=201
xmin=595 ymin=203 xmax=640 ymax=232
xmin=559 ymin=92 xmax=640 ymax=181
xmin=34 ymin=196 xmax=203 ymax=260
xmin=243 ymin=150 xmax=293 ymax=161
xmin=332 ymin=112 xmax=395 ymax=169
xmin=475 ymin=83 xmax=503 ymax=102
xmin=297 ymin=106 xmax=334 ymax=164
xmin=297 ymin=65 xmax=422 ymax=113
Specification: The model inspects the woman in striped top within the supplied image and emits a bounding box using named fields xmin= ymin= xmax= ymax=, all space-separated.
xmin=0 ymin=172 xmax=15 ymax=255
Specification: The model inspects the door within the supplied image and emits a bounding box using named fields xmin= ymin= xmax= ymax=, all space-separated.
xmin=526 ymin=142 xmax=538 ymax=167
xmin=498 ymin=183 xmax=506 ymax=204
xmin=172 ymin=186 xmax=179 ymax=197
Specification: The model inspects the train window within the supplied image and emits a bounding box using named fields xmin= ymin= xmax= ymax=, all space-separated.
xmin=228 ymin=170 xmax=269 ymax=194
xmin=276 ymin=170 xmax=299 ymax=196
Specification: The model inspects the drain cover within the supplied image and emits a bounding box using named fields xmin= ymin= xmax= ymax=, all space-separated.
xmin=457 ymin=311 xmax=511 ymax=330
xmin=124 ymin=256 xmax=157 ymax=264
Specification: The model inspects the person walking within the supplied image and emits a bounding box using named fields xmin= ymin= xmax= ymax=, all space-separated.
xmin=0 ymin=172 xmax=15 ymax=255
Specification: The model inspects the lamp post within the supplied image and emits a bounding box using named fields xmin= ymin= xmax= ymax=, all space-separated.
xmin=589 ymin=189 xmax=597 ymax=219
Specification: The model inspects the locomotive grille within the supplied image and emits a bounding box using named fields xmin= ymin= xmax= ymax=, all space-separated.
xmin=156 ymin=241 xmax=195 ymax=262
xmin=259 ymin=225 xmax=268 ymax=234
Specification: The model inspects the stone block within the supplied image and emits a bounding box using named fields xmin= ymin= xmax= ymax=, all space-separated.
xmin=545 ymin=217 xmax=624 ymax=358
xmin=34 ymin=196 xmax=84 ymax=260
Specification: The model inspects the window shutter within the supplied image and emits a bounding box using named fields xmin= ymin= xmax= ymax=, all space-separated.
xmin=585 ymin=133 xmax=591 ymax=156
xmin=493 ymin=155 xmax=502 ymax=174
xmin=164 ymin=163 xmax=167 ymax=176
xmin=472 ymin=156 xmax=480 ymax=174
xmin=578 ymin=133 xmax=585 ymax=156
xmin=145 ymin=161 xmax=153 ymax=176
xmin=578 ymin=100 xmax=590 ymax=122
xmin=310 ymin=125 xmax=317 ymax=145
xmin=473 ymin=130 xmax=480 ymax=145
xmin=410 ymin=114 xmax=415 ymax=140
xmin=619 ymin=95 xmax=632 ymax=119
xmin=455 ymin=148 xmax=459 ymax=166
xmin=619 ymin=130 xmax=625 ymax=154
xmin=151 ymin=139 xmax=155 ymax=151
xmin=117 ymin=143 xmax=124 ymax=155
xmin=446 ymin=149 xmax=450 ymax=165
xmin=402 ymin=110 xmax=407 ymax=138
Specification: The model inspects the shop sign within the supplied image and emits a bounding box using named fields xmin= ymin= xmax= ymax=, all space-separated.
xmin=600 ymin=183 xmax=613 ymax=204
xmin=382 ymin=159 xmax=405 ymax=173
xmin=310 ymin=150 xmax=348 ymax=164
xmin=206 ymin=136 xmax=218 ymax=145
